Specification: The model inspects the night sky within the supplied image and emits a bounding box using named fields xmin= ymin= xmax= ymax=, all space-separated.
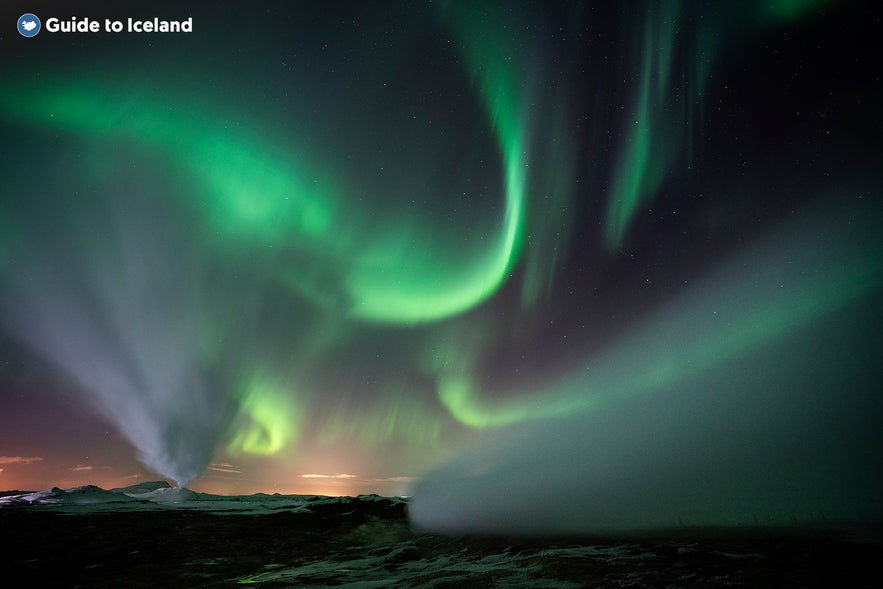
xmin=0 ymin=0 xmax=880 ymax=523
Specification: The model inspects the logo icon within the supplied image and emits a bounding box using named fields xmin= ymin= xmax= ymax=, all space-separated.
xmin=18 ymin=13 xmax=41 ymax=38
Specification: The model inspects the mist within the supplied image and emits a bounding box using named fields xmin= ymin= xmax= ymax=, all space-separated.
xmin=410 ymin=197 xmax=883 ymax=534
xmin=0 ymin=170 xmax=234 ymax=487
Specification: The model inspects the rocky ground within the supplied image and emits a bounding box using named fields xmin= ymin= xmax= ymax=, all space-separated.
xmin=2 ymin=497 xmax=880 ymax=588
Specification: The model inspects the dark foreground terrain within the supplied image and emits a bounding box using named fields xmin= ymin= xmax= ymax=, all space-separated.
xmin=2 ymin=498 xmax=880 ymax=588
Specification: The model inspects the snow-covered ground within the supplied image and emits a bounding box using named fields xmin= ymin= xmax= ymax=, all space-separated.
xmin=0 ymin=480 xmax=400 ymax=514
xmin=1 ymin=482 xmax=879 ymax=587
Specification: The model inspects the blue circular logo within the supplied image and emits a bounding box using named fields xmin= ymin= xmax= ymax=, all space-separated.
xmin=18 ymin=13 xmax=41 ymax=38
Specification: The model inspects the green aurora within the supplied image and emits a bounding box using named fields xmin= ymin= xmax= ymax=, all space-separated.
xmin=0 ymin=0 xmax=879 ymax=510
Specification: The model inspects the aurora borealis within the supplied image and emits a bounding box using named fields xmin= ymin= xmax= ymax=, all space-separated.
xmin=0 ymin=0 xmax=881 ymax=527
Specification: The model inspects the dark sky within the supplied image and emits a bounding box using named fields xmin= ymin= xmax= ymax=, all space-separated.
xmin=0 ymin=0 xmax=880 ymax=524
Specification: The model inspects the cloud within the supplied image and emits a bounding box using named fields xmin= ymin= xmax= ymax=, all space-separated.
xmin=71 ymin=464 xmax=94 ymax=472
xmin=0 ymin=456 xmax=43 ymax=465
xmin=208 ymin=463 xmax=242 ymax=474
xmin=301 ymin=473 xmax=357 ymax=479
xmin=366 ymin=476 xmax=416 ymax=484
